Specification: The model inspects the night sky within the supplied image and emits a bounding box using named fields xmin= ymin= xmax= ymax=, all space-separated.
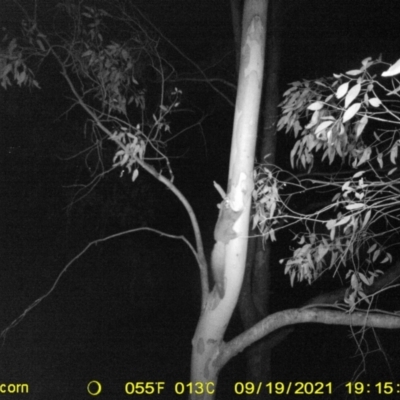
xmin=1 ymin=1 xmax=400 ymax=399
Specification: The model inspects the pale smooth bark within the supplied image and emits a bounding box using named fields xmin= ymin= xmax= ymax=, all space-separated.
xmin=190 ymin=1 xmax=268 ymax=398
xmin=238 ymin=0 xmax=283 ymax=390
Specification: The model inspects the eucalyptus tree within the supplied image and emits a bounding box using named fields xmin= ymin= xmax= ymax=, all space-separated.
xmin=2 ymin=1 xmax=400 ymax=399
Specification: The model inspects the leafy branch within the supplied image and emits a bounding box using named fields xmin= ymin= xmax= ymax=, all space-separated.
xmin=253 ymin=57 xmax=400 ymax=310
xmin=0 ymin=3 xmax=210 ymax=305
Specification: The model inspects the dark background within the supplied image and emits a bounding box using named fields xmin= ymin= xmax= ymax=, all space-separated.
xmin=1 ymin=1 xmax=400 ymax=398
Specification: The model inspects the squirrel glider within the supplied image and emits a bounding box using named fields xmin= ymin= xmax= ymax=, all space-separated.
xmin=211 ymin=182 xmax=242 ymax=299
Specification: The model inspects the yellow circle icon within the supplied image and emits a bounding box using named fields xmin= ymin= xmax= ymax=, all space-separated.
xmin=87 ymin=381 xmax=102 ymax=396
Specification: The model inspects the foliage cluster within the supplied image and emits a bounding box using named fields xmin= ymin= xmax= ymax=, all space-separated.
xmin=0 ymin=2 xmax=183 ymax=186
xmin=254 ymin=57 xmax=400 ymax=309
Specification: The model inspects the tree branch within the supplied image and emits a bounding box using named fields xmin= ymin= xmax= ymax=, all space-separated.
xmin=218 ymin=307 xmax=400 ymax=369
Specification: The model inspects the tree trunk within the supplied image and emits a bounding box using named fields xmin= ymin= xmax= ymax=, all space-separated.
xmin=190 ymin=1 xmax=268 ymax=398
xmin=230 ymin=0 xmax=242 ymax=75
xmin=238 ymin=0 xmax=282 ymax=394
